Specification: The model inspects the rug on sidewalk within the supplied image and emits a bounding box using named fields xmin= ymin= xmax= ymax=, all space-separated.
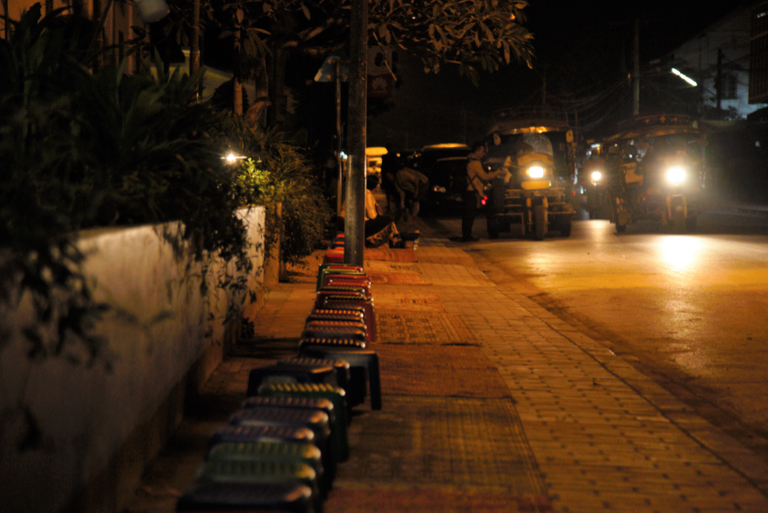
xmin=364 ymin=247 xmax=418 ymax=262
xmin=329 ymin=395 xmax=550 ymax=511
xmin=375 ymin=312 xmax=477 ymax=345
xmin=376 ymin=344 xmax=508 ymax=398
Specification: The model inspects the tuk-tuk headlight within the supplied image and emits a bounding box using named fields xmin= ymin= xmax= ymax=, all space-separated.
xmin=666 ymin=166 xmax=686 ymax=185
xmin=432 ymin=185 xmax=446 ymax=193
xmin=527 ymin=165 xmax=545 ymax=179
xmin=591 ymin=171 xmax=603 ymax=182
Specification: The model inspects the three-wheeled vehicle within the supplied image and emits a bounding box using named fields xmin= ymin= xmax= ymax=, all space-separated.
xmin=483 ymin=107 xmax=576 ymax=240
xmin=603 ymin=114 xmax=707 ymax=234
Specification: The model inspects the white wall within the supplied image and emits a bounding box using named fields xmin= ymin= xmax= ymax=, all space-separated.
xmin=0 ymin=206 xmax=265 ymax=513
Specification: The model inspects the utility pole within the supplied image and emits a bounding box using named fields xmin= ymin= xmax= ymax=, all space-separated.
xmin=716 ymin=48 xmax=723 ymax=118
xmin=633 ymin=18 xmax=640 ymax=116
xmin=190 ymin=0 xmax=200 ymax=100
xmin=345 ymin=0 xmax=367 ymax=267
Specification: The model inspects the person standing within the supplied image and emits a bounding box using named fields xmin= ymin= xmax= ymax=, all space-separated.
xmin=394 ymin=165 xmax=429 ymax=226
xmin=462 ymin=142 xmax=502 ymax=242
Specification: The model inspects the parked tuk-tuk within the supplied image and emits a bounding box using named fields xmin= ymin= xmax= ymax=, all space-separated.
xmin=603 ymin=114 xmax=707 ymax=233
xmin=484 ymin=106 xmax=576 ymax=240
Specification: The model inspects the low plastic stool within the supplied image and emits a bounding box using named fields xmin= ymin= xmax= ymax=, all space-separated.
xmin=316 ymin=263 xmax=365 ymax=290
xmin=241 ymin=395 xmax=345 ymax=478
xmin=314 ymin=294 xmax=375 ymax=335
xmin=299 ymin=346 xmax=382 ymax=411
xmin=322 ymin=249 xmax=344 ymax=264
xmin=176 ymin=482 xmax=313 ymax=513
xmin=208 ymin=424 xmax=315 ymax=452
xmin=276 ymin=358 xmax=351 ymax=406
xmin=306 ymin=309 xmax=364 ymax=324
xmin=310 ymin=306 xmax=372 ymax=341
xmin=300 ymin=324 xmax=367 ymax=344
xmin=195 ymin=460 xmax=322 ymax=513
xmin=321 ymin=275 xmax=372 ymax=297
xmin=257 ymin=383 xmax=349 ymax=461
xmin=314 ymin=290 xmax=370 ymax=307
xmin=247 ymin=362 xmax=337 ymax=397
xmin=207 ymin=441 xmax=325 ymax=493
xmin=304 ymin=319 xmax=368 ymax=343
xmin=229 ymin=408 xmax=334 ymax=483
xmin=297 ymin=339 xmax=368 ymax=407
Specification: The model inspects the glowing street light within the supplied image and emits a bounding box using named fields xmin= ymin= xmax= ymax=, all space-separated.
xmin=223 ymin=152 xmax=246 ymax=165
xmin=671 ymin=68 xmax=697 ymax=87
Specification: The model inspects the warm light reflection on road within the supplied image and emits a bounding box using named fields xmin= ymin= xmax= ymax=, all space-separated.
xmin=657 ymin=236 xmax=702 ymax=271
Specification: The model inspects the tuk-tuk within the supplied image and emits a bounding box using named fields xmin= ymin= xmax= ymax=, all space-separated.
xmin=484 ymin=107 xmax=576 ymax=240
xmin=603 ymin=114 xmax=707 ymax=233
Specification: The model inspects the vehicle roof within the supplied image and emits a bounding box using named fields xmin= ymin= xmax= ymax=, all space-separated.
xmin=487 ymin=105 xmax=571 ymax=135
xmin=422 ymin=143 xmax=470 ymax=151
xmin=603 ymin=114 xmax=704 ymax=143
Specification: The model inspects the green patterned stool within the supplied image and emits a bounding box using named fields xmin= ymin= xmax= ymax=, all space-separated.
xmin=257 ymin=383 xmax=349 ymax=462
xmin=196 ymin=459 xmax=322 ymax=513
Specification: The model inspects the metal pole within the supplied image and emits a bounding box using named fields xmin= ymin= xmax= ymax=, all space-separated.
xmin=633 ymin=18 xmax=640 ymax=116
xmin=190 ymin=0 xmax=200 ymax=99
xmin=345 ymin=0 xmax=367 ymax=267
xmin=335 ymin=59 xmax=343 ymax=216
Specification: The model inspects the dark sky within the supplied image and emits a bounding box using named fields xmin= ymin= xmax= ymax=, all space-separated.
xmin=366 ymin=1 xmax=756 ymax=149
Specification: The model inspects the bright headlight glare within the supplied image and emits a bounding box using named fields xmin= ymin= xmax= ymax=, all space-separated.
xmin=591 ymin=171 xmax=602 ymax=182
xmin=666 ymin=167 xmax=686 ymax=185
xmin=527 ymin=165 xmax=545 ymax=178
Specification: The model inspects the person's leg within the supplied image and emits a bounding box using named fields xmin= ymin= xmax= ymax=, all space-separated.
xmin=409 ymin=201 xmax=420 ymax=224
xmin=462 ymin=191 xmax=477 ymax=240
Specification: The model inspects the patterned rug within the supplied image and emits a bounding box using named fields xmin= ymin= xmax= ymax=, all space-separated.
xmin=375 ymin=344 xmax=508 ymax=398
xmin=376 ymin=312 xmax=477 ymax=345
xmin=329 ymin=395 xmax=551 ymax=512
xmin=365 ymin=247 xmax=418 ymax=262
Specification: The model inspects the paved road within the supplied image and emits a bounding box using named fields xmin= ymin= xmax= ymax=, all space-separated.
xmin=425 ymin=209 xmax=768 ymax=467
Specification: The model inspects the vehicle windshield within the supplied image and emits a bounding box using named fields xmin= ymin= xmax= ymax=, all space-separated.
xmin=518 ymin=133 xmax=554 ymax=156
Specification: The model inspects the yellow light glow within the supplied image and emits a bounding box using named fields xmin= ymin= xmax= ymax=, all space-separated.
xmin=659 ymin=236 xmax=700 ymax=271
xmin=591 ymin=171 xmax=602 ymax=182
xmin=666 ymin=166 xmax=686 ymax=185
xmin=527 ymin=166 xmax=545 ymax=178
xmin=223 ymin=152 xmax=246 ymax=164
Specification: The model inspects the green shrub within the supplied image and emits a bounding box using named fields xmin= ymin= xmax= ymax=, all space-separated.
xmin=0 ymin=6 xmax=250 ymax=365
xmin=228 ymin=123 xmax=332 ymax=266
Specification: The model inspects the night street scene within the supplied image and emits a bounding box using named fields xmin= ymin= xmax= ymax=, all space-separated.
xmin=4 ymin=0 xmax=768 ymax=512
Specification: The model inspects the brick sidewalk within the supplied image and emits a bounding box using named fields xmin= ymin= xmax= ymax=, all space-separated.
xmin=125 ymin=225 xmax=768 ymax=513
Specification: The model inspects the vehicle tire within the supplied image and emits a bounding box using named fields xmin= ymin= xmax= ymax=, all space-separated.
xmin=487 ymin=216 xmax=501 ymax=239
xmin=559 ymin=217 xmax=572 ymax=237
xmin=534 ymin=205 xmax=546 ymax=241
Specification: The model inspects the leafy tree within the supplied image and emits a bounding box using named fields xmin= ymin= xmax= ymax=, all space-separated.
xmin=160 ymin=0 xmax=534 ymax=126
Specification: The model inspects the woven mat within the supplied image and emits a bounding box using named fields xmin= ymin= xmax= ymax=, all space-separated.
xmin=367 ymin=271 xmax=426 ymax=285
xmin=376 ymin=344 xmax=508 ymax=398
xmin=376 ymin=312 xmax=477 ymax=345
xmin=331 ymin=396 xmax=549 ymax=501
xmin=327 ymin=488 xmax=552 ymax=513
xmin=365 ymin=247 xmax=418 ymax=262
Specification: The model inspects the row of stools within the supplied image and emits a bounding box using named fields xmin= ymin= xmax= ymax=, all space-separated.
xmin=176 ymin=234 xmax=381 ymax=513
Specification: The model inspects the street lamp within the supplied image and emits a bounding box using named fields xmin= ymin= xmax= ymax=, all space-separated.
xmin=223 ymin=152 xmax=246 ymax=165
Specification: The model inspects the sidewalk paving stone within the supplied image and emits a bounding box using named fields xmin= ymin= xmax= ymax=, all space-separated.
xmin=125 ymin=223 xmax=768 ymax=513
